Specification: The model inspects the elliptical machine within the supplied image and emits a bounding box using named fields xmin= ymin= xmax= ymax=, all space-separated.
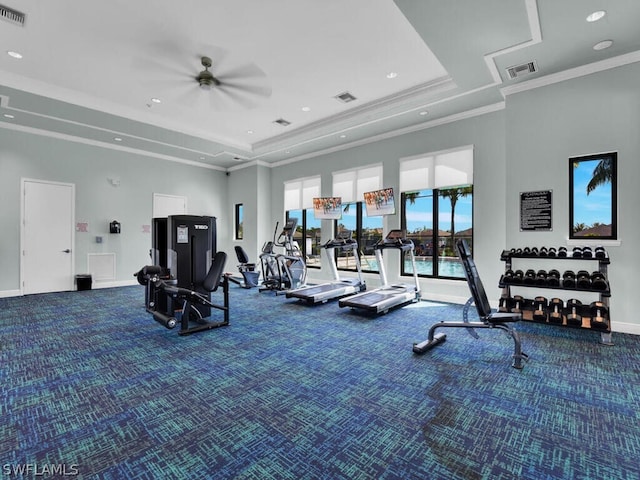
xmin=259 ymin=218 xmax=307 ymax=293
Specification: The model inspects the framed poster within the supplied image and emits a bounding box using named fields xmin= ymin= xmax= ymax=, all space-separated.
xmin=520 ymin=190 xmax=552 ymax=231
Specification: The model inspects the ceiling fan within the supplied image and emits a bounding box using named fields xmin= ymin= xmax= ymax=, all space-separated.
xmin=189 ymin=54 xmax=272 ymax=109
xmin=196 ymin=56 xmax=220 ymax=90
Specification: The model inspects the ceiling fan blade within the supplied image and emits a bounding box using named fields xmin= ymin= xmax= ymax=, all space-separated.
xmin=218 ymin=82 xmax=272 ymax=98
xmin=215 ymin=62 xmax=268 ymax=81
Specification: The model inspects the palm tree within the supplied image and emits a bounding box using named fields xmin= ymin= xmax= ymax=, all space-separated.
xmin=440 ymin=186 xmax=473 ymax=253
xmin=586 ymin=157 xmax=614 ymax=194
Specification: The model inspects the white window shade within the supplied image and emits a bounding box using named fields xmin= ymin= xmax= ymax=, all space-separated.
xmin=332 ymin=170 xmax=356 ymax=202
xmin=399 ymin=146 xmax=473 ymax=192
xmin=333 ymin=165 xmax=382 ymax=203
xmin=301 ymin=176 xmax=321 ymax=209
xmin=284 ymin=176 xmax=321 ymax=211
xmin=434 ymin=148 xmax=473 ymax=188
xmin=399 ymin=157 xmax=431 ymax=193
xmin=356 ymin=165 xmax=383 ymax=198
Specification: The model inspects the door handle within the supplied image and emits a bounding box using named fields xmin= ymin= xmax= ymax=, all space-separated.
xmin=62 ymin=249 xmax=71 ymax=253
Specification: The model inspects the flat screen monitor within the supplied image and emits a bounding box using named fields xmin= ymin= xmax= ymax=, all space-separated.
xmin=364 ymin=187 xmax=395 ymax=216
xmin=313 ymin=197 xmax=342 ymax=220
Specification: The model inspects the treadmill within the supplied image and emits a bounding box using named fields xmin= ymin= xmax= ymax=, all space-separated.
xmin=286 ymin=230 xmax=366 ymax=304
xmin=338 ymin=229 xmax=421 ymax=314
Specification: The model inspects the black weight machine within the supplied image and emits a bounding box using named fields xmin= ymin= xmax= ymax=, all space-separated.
xmin=136 ymin=251 xmax=230 ymax=335
xmin=413 ymin=238 xmax=528 ymax=369
xmin=228 ymin=246 xmax=260 ymax=289
xmin=136 ymin=215 xmax=230 ymax=335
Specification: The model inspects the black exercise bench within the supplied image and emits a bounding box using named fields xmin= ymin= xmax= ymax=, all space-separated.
xmin=413 ymin=239 xmax=528 ymax=369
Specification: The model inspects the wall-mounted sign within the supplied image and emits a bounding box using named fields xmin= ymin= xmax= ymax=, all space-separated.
xmin=520 ymin=190 xmax=552 ymax=231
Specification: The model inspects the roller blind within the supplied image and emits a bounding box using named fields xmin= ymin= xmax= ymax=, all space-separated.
xmin=399 ymin=146 xmax=473 ymax=192
xmin=284 ymin=176 xmax=321 ymax=211
xmin=332 ymin=164 xmax=383 ymax=203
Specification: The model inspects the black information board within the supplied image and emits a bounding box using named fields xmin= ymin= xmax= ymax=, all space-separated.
xmin=520 ymin=190 xmax=552 ymax=231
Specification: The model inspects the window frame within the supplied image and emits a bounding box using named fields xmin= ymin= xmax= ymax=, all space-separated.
xmin=568 ymin=152 xmax=618 ymax=240
xmin=400 ymin=186 xmax=473 ymax=280
xmin=234 ymin=203 xmax=243 ymax=240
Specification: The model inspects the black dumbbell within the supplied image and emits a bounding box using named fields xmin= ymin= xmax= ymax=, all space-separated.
xmin=547 ymin=247 xmax=557 ymax=257
xmin=511 ymin=295 xmax=525 ymax=314
xmin=523 ymin=269 xmax=536 ymax=285
xmin=533 ymin=296 xmax=548 ymax=322
xmin=594 ymin=246 xmax=607 ymax=259
xmin=502 ymin=269 xmax=515 ymax=284
xmin=513 ymin=270 xmax=524 ymax=284
xmin=562 ymin=270 xmax=576 ymax=288
xmin=499 ymin=296 xmax=514 ymax=313
xmin=547 ymin=269 xmax=561 ymax=287
xmin=590 ymin=301 xmax=609 ymax=330
xmin=581 ymin=246 xmax=593 ymax=258
xmin=566 ymin=299 xmax=583 ymax=326
xmin=576 ymin=270 xmax=591 ymax=289
xmin=549 ymin=298 xmax=564 ymax=324
xmin=523 ymin=247 xmax=533 ymax=257
xmin=591 ymin=271 xmax=608 ymax=291
xmin=531 ymin=247 xmax=539 ymax=256
xmin=515 ymin=248 xmax=524 ymax=256
xmin=558 ymin=246 xmax=567 ymax=257
xmin=535 ymin=270 xmax=547 ymax=286
xmin=572 ymin=247 xmax=583 ymax=258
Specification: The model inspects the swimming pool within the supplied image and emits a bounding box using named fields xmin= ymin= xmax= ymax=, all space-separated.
xmin=358 ymin=256 xmax=465 ymax=278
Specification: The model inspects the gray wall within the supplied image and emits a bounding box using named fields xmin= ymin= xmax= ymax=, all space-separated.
xmin=0 ymin=129 xmax=228 ymax=293
xmin=2 ymin=61 xmax=638 ymax=334
xmin=268 ymin=109 xmax=507 ymax=304
xmin=504 ymin=61 xmax=640 ymax=335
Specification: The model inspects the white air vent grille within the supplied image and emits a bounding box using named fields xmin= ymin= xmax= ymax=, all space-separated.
xmin=335 ymin=92 xmax=357 ymax=103
xmin=506 ymin=61 xmax=538 ymax=79
xmin=0 ymin=4 xmax=25 ymax=26
xmin=273 ymin=118 xmax=291 ymax=127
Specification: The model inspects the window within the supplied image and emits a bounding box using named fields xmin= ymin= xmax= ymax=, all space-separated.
xmin=332 ymin=164 xmax=384 ymax=273
xmin=399 ymin=147 xmax=474 ymax=279
xmin=234 ymin=203 xmax=243 ymax=240
xmin=286 ymin=209 xmax=322 ymax=268
xmin=335 ymin=202 xmax=383 ymax=273
xmin=284 ymin=176 xmax=322 ymax=269
xmin=569 ymin=152 xmax=617 ymax=240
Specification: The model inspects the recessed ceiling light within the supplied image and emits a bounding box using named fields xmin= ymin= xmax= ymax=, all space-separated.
xmin=199 ymin=156 xmax=205 ymax=160
xmin=285 ymin=150 xmax=291 ymax=154
xmin=151 ymin=98 xmax=161 ymax=104
xmin=419 ymin=110 xmax=428 ymax=116
xmin=386 ymin=72 xmax=398 ymax=79
xmin=593 ymin=39 xmax=613 ymax=51
xmin=247 ymin=130 xmax=254 ymax=134
xmin=3 ymin=113 xmax=15 ymax=119
xmin=7 ymin=51 xmax=22 ymax=59
xmin=301 ymin=106 xmax=311 ymax=112
xmin=586 ymin=10 xmax=606 ymax=22
xmin=114 ymin=137 xmax=123 ymax=142
xmin=339 ymin=134 xmax=347 ymax=139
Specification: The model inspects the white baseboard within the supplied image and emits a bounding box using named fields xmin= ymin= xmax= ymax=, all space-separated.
xmin=0 ymin=289 xmax=21 ymax=298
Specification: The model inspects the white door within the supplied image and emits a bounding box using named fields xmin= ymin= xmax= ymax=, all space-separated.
xmin=22 ymin=179 xmax=75 ymax=294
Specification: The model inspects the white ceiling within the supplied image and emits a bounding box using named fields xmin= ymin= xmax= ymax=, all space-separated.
xmin=1 ymin=0 xmax=639 ymax=170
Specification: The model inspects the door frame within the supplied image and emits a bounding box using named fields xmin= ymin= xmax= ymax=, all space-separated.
xmin=20 ymin=178 xmax=76 ymax=295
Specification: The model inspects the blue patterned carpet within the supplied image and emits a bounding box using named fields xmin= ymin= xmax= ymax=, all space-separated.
xmin=1 ymin=285 xmax=639 ymax=479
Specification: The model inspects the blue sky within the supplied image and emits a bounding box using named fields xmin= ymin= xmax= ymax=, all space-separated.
xmin=573 ymin=159 xmax=612 ymax=226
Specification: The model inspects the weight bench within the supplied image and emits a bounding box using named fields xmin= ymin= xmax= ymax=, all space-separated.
xmin=413 ymin=239 xmax=528 ymax=369
xmin=136 ymin=251 xmax=230 ymax=336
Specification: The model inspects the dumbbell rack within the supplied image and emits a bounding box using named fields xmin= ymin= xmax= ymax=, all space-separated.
xmin=499 ymin=249 xmax=612 ymax=345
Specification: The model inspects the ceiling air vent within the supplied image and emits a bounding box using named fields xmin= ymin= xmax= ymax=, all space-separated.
xmin=334 ymin=91 xmax=357 ymax=103
xmin=0 ymin=4 xmax=26 ymax=26
xmin=273 ymin=118 xmax=291 ymax=127
xmin=506 ymin=61 xmax=538 ymax=80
